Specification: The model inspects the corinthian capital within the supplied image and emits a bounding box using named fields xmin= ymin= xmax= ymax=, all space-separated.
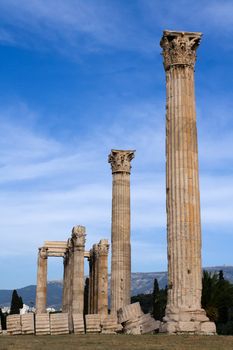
xmin=39 ymin=247 xmax=48 ymax=259
xmin=72 ymin=225 xmax=86 ymax=248
xmin=108 ymin=149 xmax=135 ymax=174
xmin=98 ymin=239 xmax=109 ymax=256
xmin=160 ymin=30 xmax=202 ymax=71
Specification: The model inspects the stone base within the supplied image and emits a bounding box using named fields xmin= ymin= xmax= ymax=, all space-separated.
xmin=160 ymin=308 xmax=216 ymax=335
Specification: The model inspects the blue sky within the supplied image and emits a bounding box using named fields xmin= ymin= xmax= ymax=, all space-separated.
xmin=0 ymin=0 xmax=233 ymax=289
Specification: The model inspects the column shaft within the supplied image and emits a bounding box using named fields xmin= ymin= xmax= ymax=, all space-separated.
xmin=97 ymin=240 xmax=109 ymax=315
xmin=160 ymin=30 xmax=216 ymax=334
xmin=35 ymin=247 xmax=48 ymax=313
xmin=72 ymin=226 xmax=86 ymax=314
xmin=109 ymin=150 xmax=135 ymax=312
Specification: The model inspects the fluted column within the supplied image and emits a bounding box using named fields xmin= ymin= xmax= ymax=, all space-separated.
xmin=97 ymin=239 xmax=109 ymax=315
xmin=62 ymin=250 xmax=68 ymax=312
xmin=108 ymin=149 xmax=135 ymax=312
xmin=92 ymin=244 xmax=99 ymax=313
xmin=35 ymin=247 xmax=48 ymax=313
xmin=67 ymin=239 xmax=73 ymax=331
xmin=160 ymin=30 xmax=216 ymax=334
xmin=88 ymin=250 xmax=93 ymax=314
xmin=72 ymin=226 xmax=86 ymax=314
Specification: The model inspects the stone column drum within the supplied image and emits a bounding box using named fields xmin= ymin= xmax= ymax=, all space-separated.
xmin=160 ymin=30 xmax=216 ymax=334
xmin=72 ymin=226 xmax=86 ymax=314
xmin=62 ymin=251 xmax=68 ymax=312
xmin=88 ymin=249 xmax=93 ymax=314
xmin=108 ymin=149 xmax=135 ymax=312
xmin=36 ymin=247 xmax=48 ymax=313
xmin=92 ymin=244 xmax=99 ymax=314
xmin=97 ymin=239 xmax=109 ymax=315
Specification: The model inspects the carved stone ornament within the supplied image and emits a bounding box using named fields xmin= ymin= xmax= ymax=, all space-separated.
xmin=39 ymin=247 xmax=48 ymax=259
xmin=92 ymin=244 xmax=99 ymax=258
xmin=72 ymin=225 xmax=86 ymax=247
xmin=108 ymin=149 xmax=135 ymax=174
xmin=98 ymin=239 xmax=109 ymax=256
xmin=160 ymin=30 xmax=202 ymax=71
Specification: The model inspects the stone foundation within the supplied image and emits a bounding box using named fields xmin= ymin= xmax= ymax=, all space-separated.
xmin=73 ymin=314 xmax=85 ymax=334
xmin=7 ymin=315 xmax=21 ymax=335
xmin=50 ymin=313 xmax=69 ymax=335
xmin=160 ymin=307 xmax=216 ymax=334
xmin=21 ymin=314 xmax=34 ymax=335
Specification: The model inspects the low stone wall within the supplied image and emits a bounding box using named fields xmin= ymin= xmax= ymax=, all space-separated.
xmin=3 ymin=305 xmax=159 ymax=336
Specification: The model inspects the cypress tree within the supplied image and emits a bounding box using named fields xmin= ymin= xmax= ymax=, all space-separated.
xmin=10 ymin=290 xmax=23 ymax=314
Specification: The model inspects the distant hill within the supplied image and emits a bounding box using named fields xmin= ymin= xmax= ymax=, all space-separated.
xmin=1 ymin=266 xmax=232 ymax=310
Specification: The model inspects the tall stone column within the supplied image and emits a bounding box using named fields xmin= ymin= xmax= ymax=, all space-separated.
xmin=108 ymin=149 xmax=135 ymax=312
xmin=88 ymin=250 xmax=93 ymax=314
xmin=67 ymin=239 xmax=73 ymax=331
xmin=72 ymin=226 xmax=86 ymax=314
xmin=92 ymin=244 xmax=99 ymax=313
xmin=160 ymin=30 xmax=216 ymax=334
xmin=62 ymin=251 xmax=68 ymax=312
xmin=97 ymin=239 xmax=109 ymax=315
xmin=36 ymin=247 xmax=48 ymax=313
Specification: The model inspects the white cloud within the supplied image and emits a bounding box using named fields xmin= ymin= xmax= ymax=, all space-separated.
xmin=0 ymin=0 xmax=154 ymax=53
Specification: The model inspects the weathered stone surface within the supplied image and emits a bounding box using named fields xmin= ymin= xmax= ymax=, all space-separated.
xmin=72 ymin=226 xmax=86 ymax=315
xmin=85 ymin=314 xmax=101 ymax=333
xmin=35 ymin=314 xmax=50 ymax=335
xmin=21 ymin=313 xmax=34 ymax=335
xmin=200 ymin=321 xmax=216 ymax=335
xmin=73 ymin=314 xmax=85 ymax=334
xmin=118 ymin=303 xmax=159 ymax=335
xmin=0 ymin=321 xmax=2 ymax=335
xmin=139 ymin=314 xmax=160 ymax=334
xmin=7 ymin=315 xmax=21 ymax=335
xmin=160 ymin=30 xmax=215 ymax=334
xmin=101 ymin=315 xmax=121 ymax=334
xmin=109 ymin=150 xmax=135 ymax=312
xmin=50 ymin=313 xmax=69 ymax=335
xmin=117 ymin=302 xmax=142 ymax=324
xmin=36 ymin=247 xmax=48 ymax=313
xmin=97 ymin=239 xmax=109 ymax=315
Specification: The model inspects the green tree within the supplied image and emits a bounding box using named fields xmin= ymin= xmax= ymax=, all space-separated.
xmin=202 ymin=270 xmax=233 ymax=334
xmin=152 ymin=278 xmax=167 ymax=320
xmin=10 ymin=290 xmax=23 ymax=314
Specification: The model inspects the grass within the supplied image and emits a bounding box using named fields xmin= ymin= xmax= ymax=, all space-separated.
xmin=0 ymin=334 xmax=233 ymax=350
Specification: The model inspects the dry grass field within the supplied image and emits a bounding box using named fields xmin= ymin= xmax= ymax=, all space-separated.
xmin=0 ymin=334 xmax=233 ymax=350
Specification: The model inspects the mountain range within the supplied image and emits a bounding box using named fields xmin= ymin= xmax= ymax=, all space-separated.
xmin=1 ymin=266 xmax=232 ymax=310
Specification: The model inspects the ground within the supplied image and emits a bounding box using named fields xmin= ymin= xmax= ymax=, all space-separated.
xmin=0 ymin=334 xmax=233 ymax=350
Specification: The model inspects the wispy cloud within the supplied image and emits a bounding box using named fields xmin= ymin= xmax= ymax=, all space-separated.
xmin=0 ymin=0 xmax=154 ymax=54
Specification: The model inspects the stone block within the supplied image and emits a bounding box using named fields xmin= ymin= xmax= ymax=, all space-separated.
xmin=179 ymin=312 xmax=192 ymax=322
xmin=101 ymin=315 xmax=120 ymax=334
xmin=117 ymin=302 xmax=143 ymax=324
xmin=85 ymin=314 xmax=101 ymax=333
xmin=50 ymin=313 xmax=69 ymax=335
xmin=21 ymin=313 xmax=35 ymax=335
xmin=139 ymin=314 xmax=160 ymax=334
xmin=73 ymin=314 xmax=85 ymax=334
xmin=177 ymin=321 xmax=197 ymax=333
xmin=200 ymin=321 xmax=216 ymax=335
xmin=162 ymin=321 xmax=177 ymax=334
xmin=7 ymin=314 xmax=21 ymax=335
xmin=35 ymin=314 xmax=50 ymax=335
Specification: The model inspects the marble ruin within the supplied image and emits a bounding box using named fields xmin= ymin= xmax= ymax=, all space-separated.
xmin=4 ymin=30 xmax=216 ymax=337
xmin=160 ymin=30 xmax=216 ymax=334
xmin=35 ymin=227 xmax=110 ymax=334
xmin=108 ymin=149 xmax=135 ymax=312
